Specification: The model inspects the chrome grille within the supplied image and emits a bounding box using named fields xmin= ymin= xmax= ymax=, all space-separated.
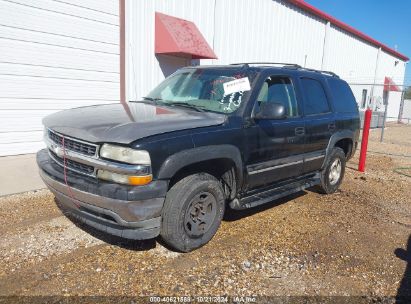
xmin=50 ymin=151 xmax=95 ymax=176
xmin=48 ymin=130 xmax=97 ymax=157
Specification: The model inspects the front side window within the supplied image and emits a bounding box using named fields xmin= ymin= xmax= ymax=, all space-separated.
xmin=145 ymin=68 xmax=257 ymax=114
xmin=301 ymin=78 xmax=330 ymax=115
xmin=256 ymin=76 xmax=299 ymax=117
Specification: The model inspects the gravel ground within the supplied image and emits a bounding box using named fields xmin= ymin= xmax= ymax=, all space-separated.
xmin=0 ymin=124 xmax=410 ymax=301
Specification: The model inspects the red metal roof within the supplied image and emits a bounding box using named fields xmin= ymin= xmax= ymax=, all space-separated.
xmin=155 ymin=12 xmax=217 ymax=60
xmin=289 ymin=0 xmax=409 ymax=61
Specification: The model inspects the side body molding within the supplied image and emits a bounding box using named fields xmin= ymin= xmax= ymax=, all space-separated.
xmin=157 ymin=145 xmax=244 ymax=186
xmin=322 ymin=130 xmax=356 ymax=169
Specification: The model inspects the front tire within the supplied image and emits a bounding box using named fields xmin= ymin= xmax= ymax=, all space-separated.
xmin=160 ymin=173 xmax=225 ymax=252
xmin=319 ymin=147 xmax=346 ymax=194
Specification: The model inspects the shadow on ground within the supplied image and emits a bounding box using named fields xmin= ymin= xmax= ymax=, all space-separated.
xmin=395 ymin=234 xmax=411 ymax=303
xmin=54 ymin=191 xmax=308 ymax=252
xmin=55 ymin=199 xmax=156 ymax=251
xmin=224 ymin=191 xmax=308 ymax=221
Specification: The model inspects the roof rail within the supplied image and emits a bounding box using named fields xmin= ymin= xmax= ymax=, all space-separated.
xmin=301 ymin=68 xmax=340 ymax=78
xmin=230 ymin=62 xmax=302 ymax=68
xmin=321 ymin=70 xmax=340 ymax=78
xmin=229 ymin=62 xmax=340 ymax=78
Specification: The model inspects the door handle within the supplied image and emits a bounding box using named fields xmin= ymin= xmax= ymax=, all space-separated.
xmin=295 ymin=127 xmax=305 ymax=136
xmin=328 ymin=123 xmax=336 ymax=132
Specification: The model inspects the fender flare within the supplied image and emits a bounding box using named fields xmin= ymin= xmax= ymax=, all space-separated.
xmin=157 ymin=145 xmax=243 ymax=186
xmin=322 ymin=130 xmax=355 ymax=169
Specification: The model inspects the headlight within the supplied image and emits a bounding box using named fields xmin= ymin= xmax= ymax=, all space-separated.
xmin=98 ymin=144 xmax=152 ymax=186
xmin=100 ymin=144 xmax=151 ymax=165
xmin=97 ymin=170 xmax=152 ymax=186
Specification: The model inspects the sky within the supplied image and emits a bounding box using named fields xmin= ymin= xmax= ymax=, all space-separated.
xmin=304 ymin=0 xmax=411 ymax=86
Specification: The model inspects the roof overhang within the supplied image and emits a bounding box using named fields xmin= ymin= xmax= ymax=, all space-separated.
xmin=288 ymin=0 xmax=409 ymax=62
xmin=155 ymin=12 xmax=217 ymax=60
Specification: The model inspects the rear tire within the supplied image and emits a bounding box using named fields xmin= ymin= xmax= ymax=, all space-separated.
xmin=160 ymin=173 xmax=225 ymax=252
xmin=319 ymin=147 xmax=346 ymax=194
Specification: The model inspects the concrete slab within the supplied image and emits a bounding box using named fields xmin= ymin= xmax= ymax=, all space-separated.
xmin=0 ymin=153 xmax=45 ymax=197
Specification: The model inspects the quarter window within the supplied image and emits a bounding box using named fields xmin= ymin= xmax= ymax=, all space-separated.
xmin=301 ymin=78 xmax=330 ymax=115
xmin=327 ymin=78 xmax=359 ymax=113
xmin=257 ymin=76 xmax=299 ymax=117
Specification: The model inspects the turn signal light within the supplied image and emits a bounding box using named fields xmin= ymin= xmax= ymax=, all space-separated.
xmin=128 ymin=175 xmax=153 ymax=186
xmin=97 ymin=170 xmax=152 ymax=186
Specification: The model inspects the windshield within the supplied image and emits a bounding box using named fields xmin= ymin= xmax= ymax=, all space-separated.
xmin=145 ymin=68 xmax=256 ymax=114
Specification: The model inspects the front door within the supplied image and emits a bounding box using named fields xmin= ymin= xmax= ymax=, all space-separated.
xmin=245 ymin=75 xmax=305 ymax=189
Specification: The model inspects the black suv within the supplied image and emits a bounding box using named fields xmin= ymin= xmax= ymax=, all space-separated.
xmin=37 ymin=63 xmax=360 ymax=252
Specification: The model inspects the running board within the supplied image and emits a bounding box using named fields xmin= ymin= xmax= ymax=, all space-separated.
xmin=230 ymin=173 xmax=320 ymax=210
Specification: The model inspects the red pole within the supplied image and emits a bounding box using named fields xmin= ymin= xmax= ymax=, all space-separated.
xmin=358 ymin=108 xmax=372 ymax=172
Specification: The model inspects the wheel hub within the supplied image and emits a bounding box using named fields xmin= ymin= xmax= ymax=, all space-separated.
xmin=184 ymin=192 xmax=217 ymax=237
xmin=329 ymin=158 xmax=342 ymax=185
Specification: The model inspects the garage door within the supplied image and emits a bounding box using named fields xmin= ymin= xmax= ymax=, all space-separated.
xmin=0 ymin=0 xmax=119 ymax=156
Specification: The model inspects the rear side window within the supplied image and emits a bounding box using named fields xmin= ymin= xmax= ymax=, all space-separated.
xmin=301 ymin=78 xmax=330 ymax=115
xmin=328 ymin=78 xmax=359 ymax=113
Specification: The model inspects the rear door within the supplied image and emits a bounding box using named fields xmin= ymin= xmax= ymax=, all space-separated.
xmin=326 ymin=77 xmax=360 ymax=135
xmin=299 ymin=76 xmax=335 ymax=173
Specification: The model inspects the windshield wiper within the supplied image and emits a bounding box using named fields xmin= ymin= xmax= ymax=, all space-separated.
xmin=138 ymin=97 xmax=165 ymax=105
xmin=167 ymin=102 xmax=206 ymax=112
xmin=139 ymin=98 xmax=206 ymax=112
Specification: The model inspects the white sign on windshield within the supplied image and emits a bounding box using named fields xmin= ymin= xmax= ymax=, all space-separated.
xmin=223 ymin=77 xmax=251 ymax=95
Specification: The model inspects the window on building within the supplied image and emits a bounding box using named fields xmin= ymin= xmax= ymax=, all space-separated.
xmin=257 ymin=76 xmax=299 ymax=117
xmin=301 ymin=78 xmax=330 ymax=115
xmin=361 ymin=89 xmax=368 ymax=108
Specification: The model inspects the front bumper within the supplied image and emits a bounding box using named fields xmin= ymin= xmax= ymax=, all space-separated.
xmin=37 ymin=149 xmax=168 ymax=240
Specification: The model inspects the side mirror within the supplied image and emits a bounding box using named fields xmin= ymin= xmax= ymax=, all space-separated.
xmin=254 ymin=102 xmax=286 ymax=120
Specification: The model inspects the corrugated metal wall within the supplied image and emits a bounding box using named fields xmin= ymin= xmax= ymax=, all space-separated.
xmin=376 ymin=50 xmax=406 ymax=120
xmin=126 ymin=0 xmax=327 ymax=100
xmin=0 ymin=0 xmax=407 ymax=156
xmin=0 ymin=0 xmax=119 ymax=156
xmin=324 ymin=25 xmax=379 ymax=107
xmin=126 ymin=0 xmax=407 ymax=121
xmin=125 ymin=0 xmax=216 ymax=102
xmin=213 ymin=0 xmax=325 ymax=68
xmin=403 ymin=100 xmax=411 ymax=121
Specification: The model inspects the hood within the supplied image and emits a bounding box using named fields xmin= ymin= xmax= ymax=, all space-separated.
xmin=43 ymin=102 xmax=226 ymax=144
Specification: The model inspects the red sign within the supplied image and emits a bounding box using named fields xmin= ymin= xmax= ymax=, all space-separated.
xmin=384 ymin=77 xmax=401 ymax=92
